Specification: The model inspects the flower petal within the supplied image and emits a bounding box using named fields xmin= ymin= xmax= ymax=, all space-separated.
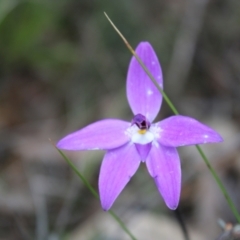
xmin=156 ymin=116 xmax=223 ymax=147
xmin=135 ymin=143 xmax=152 ymax=162
xmin=127 ymin=42 xmax=163 ymax=122
xmin=99 ymin=143 xmax=141 ymax=210
xmin=57 ymin=119 xmax=130 ymax=150
xmin=146 ymin=143 xmax=181 ymax=210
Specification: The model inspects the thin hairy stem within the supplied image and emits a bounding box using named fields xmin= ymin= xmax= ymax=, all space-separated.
xmin=196 ymin=145 xmax=240 ymax=223
xmin=56 ymin=148 xmax=137 ymax=240
xmin=104 ymin=12 xmax=178 ymax=115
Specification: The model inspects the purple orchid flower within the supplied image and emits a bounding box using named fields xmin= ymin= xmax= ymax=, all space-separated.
xmin=57 ymin=42 xmax=223 ymax=211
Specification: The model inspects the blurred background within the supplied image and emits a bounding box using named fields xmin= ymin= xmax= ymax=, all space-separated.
xmin=1 ymin=0 xmax=240 ymax=239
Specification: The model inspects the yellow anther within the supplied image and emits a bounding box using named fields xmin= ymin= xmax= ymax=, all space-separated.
xmin=138 ymin=129 xmax=147 ymax=134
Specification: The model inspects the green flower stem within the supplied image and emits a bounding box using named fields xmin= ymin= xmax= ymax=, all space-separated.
xmin=196 ymin=145 xmax=240 ymax=223
xmin=57 ymin=148 xmax=99 ymax=199
xmin=108 ymin=210 xmax=137 ymax=240
xmin=56 ymin=148 xmax=137 ymax=240
xmin=104 ymin=12 xmax=240 ymax=223
xmin=104 ymin=12 xmax=178 ymax=115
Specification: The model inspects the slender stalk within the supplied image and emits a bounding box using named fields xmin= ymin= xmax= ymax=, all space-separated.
xmin=196 ymin=145 xmax=240 ymax=223
xmin=56 ymin=148 xmax=137 ymax=240
xmin=104 ymin=12 xmax=178 ymax=115
xmin=108 ymin=210 xmax=137 ymax=240
xmin=104 ymin=12 xmax=240 ymax=223
xmin=57 ymin=148 xmax=99 ymax=199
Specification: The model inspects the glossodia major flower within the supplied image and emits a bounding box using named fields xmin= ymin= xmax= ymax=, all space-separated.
xmin=57 ymin=42 xmax=223 ymax=211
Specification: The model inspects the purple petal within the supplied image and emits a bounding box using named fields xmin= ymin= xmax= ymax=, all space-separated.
xmin=57 ymin=119 xmax=130 ymax=150
xmin=99 ymin=143 xmax=141 ymax=210
xmin=135 ymin=143 xmax=152 ymax=162
xmin=127 ymin=42 xmax=163 ymax=122
xmin=146 ymin=143 xmax=181 ymax=210
xmin=156 ymin=116 xmax=223 ymax=147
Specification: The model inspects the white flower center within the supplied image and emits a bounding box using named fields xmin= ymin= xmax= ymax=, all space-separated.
xmin=125 ymin=124 xmax=160 ymax=145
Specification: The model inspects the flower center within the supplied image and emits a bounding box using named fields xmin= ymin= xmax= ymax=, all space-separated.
xmin=127 ymin=114 xmax=154 ymax=145
xmin=131 ymin=114 xmax=150 ymax=135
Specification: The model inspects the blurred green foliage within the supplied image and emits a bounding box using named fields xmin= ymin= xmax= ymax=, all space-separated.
xmin=0 ymin=0 xmax=78 ymax=79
